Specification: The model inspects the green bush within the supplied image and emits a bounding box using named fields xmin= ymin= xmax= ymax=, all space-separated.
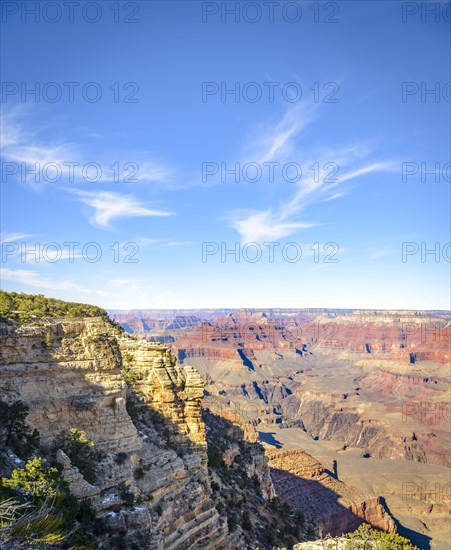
xmin=227 ymin=513 xmax=237 ymax=532
xmin=122 ymin=351 xmax=133 ymax=364
xmin=1 ymin=503 xmax=68 ymax=547
xmin=295 ymin=509 xmax=305 ymax=527
xmin=241 ymin=510 xmax=252 ymax=531
xmin=44 ymin=332 xmax=54 ymax=349
xmin=270 ymin=495 xmax=280 ymax=510
xmin=210 ymin=481 xmax=220 ymax=492
xmin=0 ymin=458 xmax=97 ymax=548
xmin=0 ymin=400 xmax=40 ymax=459
xmin=322 ymin=523 xmax=420 ymax=549
xmin=118 ymin=482 xmax=135 ymax=506
xmin=207 ymin=446 xmax=224 ymax=469
xmin=280 ymin=500 xmax=292 ymax=518
xmin=1 ymin=458 xmax=60 ymax=501
xmin=53 ymin=429 xmax=102 ymax=484
xmin=0 ymin=290 xmax=108 ymax=322
xmin=134 ymin=467 xmax=145 ymax=480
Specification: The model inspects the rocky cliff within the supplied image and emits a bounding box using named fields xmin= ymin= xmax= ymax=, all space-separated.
xmin=0 ymin=316 xmax=232 ymax=549
xmin=267 ymin=449 xmax=396 ymax=538
xmin=0 ymin=312 xmax=315 ymax=549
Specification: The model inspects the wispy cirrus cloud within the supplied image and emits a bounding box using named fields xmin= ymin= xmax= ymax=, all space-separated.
xmin=0 ymin=108 xmax=173 ymax=187
xmin=322 ymin=191 xmax=348 ymax=202
xmin=1 ymin=232 xmax=32 ymax=243
xmin=134 ymin=236 xmax=192 ymax=248
xmin=132 ymin=162 xmax=173 ymax=184
xmin=72 ymin=191 xmax=174 ymax=228
xmin=74 ymin=191 xmax=172 ymax=228
xmin=228 ymin=104 xmax=398 ymax=243
xmin=1 ymin=109 xmax=76 ymax=190
xmin=0 ymin=267 xmax=88 ymax=292
xmin=248 ymin=103 xmax=317 ymax=165
xmin=229 ymin=211 xmax=315 ymax=244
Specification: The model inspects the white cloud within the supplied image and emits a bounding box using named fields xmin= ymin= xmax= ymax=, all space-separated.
xmin=1 ymin=232 xmax=32 ymax=243
xmin=247 ymin=103 xmax=317 ymax=165
xmin=323 ymin=191 xmax=348 ymax=202
xmin=21 ymin=249 xmax=84 ymax=263
xmin=0 ymin=268 xmax=88 ymax=292
xmin=228 ymin=106 xmax=397 ymax=243
xmin=0 ymin=109 xmax=173 ymax=188
xmin=131 ymin=161 xmax=172 ymax=184
xmin=131 ymin=236 xmax=192 ymax=248
xmin=72 ymin=191 xmax=174 ymax=228
xmin=1 ymin=109 xmax=81 ymax=190
xmin=1 ymin=234 xmax=84 ymax=263
xmin=230 ymin=210 xmax=315 ymax=243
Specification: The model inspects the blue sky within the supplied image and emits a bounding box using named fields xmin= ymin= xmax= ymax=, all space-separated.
xmin=1 ymin=1 xmax=450 ymax=309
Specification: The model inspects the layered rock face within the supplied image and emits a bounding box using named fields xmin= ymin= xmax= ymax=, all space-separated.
xmin=0 ymin=317 xmax=231 ymax=549
xmin=106 ymin=308 xmax=449 ymax=548
xmin=311 ymin=312 xmax=450 ymax=364
xmin=174 ymin=346 xmax=239 ymax=362
xmin=267 ymin=449 xmax=396 ymax=538
xmin=164 ymin=309 xmax=449 ymax=468
xmin=286 ymin=391 xmax=433 ymax=464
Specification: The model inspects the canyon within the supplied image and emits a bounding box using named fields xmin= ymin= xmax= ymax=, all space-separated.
xmin=109 ymin=307 xmax=450 ymax=549
xmin=0 ymin=299 xmax=448 ymax=549
xmin=1 ymin=313 xmax=297 ymax=549
xmin=2 ymin=300 xmax=383 ymax=550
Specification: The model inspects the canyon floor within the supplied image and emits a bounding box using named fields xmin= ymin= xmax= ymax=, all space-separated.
xmin=258 ymin=427 xmax=450 ymax=549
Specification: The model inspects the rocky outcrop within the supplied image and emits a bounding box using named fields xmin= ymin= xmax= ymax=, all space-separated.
xmin=0 ymin=318 xmax=137 ymax=453
xmin=0 ymin=317 xmax=231 ymax=549
xmin=267 ymin=449 xmax=396 ymax=538
xmin=173 ymin=346 xmax=239 ymax=363
xmin=56 ymin=449 xmax=98 ymax=500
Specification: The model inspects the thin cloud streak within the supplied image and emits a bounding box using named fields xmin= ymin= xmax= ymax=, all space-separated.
xmin=0 ymin=109 xmax=174 ymax=187
xmin=228 ymin=105 xmax=397 ymax=243
xmin=0 ymin=267 xmax=88 ymax=292
xmin=72 ymin=191 xmax=174 ymax=228
xmin=1 ymin=232 xmax=32 ymax=243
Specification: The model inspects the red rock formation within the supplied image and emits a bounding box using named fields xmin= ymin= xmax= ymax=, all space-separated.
xmin=267 ymin=449 xmax=396 ymax=537
xmin=311 ymin=313 xmax=450 ymax=365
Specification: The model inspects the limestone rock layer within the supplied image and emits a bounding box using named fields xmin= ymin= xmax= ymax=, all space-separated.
xmin=0 ymin=317 xmax=230 ymax=549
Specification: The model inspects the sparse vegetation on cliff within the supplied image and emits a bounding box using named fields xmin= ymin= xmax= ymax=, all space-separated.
xmin=344 ymin=524 xmax=420 ymax=549
xmin=0 ymin=400 xmax=40 ymax=459
xmin=0 ymin=290 xmax=108 ymax=322
xmin=1 ymin=457 xmax=60 ymax=500
xmin=52 ymin=429 xmax=102 ymax=484
xmin=0 ymin=458 xmax=97 ymax=549
xmin=302 ymin=523 xmax=420 ymax=549
xmin=203 ymin=409 xmax=309 ymax=549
